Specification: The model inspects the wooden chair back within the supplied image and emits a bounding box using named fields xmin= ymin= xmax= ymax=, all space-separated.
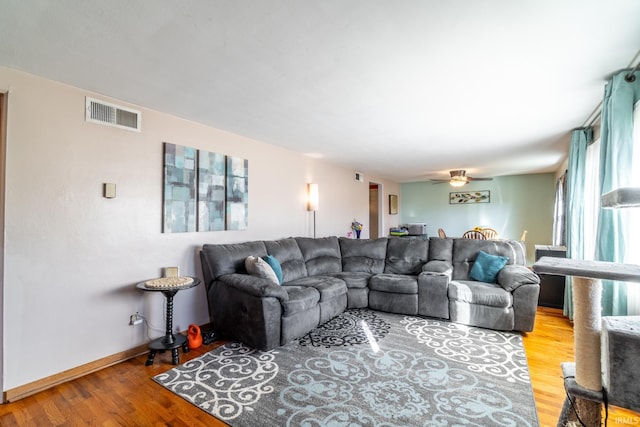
xmin=462 ymin=230 xmax=487 ymax=240
xmin=481 ymin=228 xmax=498 ymax=239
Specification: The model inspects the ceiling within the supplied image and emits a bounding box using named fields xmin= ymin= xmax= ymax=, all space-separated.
xmin=1 ymin=1 xmax=639 ymax=182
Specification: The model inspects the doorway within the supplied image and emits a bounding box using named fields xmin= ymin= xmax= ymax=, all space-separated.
xmin=369 ymin=182 xmax=382 ymax=239
xmin=0 ymin=93 xmax=6 ymax=401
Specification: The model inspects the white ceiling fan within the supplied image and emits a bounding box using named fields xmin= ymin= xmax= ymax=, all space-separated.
xmin=430 ymin=170 xmax=494 ymax=187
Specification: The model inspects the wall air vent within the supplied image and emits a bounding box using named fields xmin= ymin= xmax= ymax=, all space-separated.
xmin=85 ymin=97 xmax=141 ymax=132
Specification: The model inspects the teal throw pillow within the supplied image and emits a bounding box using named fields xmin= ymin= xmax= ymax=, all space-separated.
xmin=470 ymin=250 xmax=508 ymax=283
xmin=262 ymin=255 xmax=283 ymax=284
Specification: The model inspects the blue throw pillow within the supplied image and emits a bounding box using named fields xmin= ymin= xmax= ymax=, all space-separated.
xmin=262 ymin=255 xmax=283 ymax=284
xmin=469 ymin=250 xmax=508 ymax=283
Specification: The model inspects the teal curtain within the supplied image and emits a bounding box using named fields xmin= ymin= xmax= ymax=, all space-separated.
xmin=595 ymin=70 xmax=640 ymax=316
xmin=564 ymin=128 xmax=592 ymax=319
xmin=552 ymin=171 xmax=566 ymax=246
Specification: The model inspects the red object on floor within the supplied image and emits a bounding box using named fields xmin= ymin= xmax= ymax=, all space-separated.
xmin=187 ymin=324 xmax=202 ymax=349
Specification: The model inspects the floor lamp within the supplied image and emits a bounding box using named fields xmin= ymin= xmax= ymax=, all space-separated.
xmin=307 ymin=183 xmax=319 ymax=238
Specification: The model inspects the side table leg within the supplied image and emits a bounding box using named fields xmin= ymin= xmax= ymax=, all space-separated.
xmin=145 ymin=350 xmax=156 ymax=366
xmin=171 ymin=348 xmax=179 ymax=365
xmin=182 ymin=341 xmax=189 ymax=353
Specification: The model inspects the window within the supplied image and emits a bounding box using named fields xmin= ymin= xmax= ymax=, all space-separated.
xmin=626 ymin=100 xmax=640 ymax=314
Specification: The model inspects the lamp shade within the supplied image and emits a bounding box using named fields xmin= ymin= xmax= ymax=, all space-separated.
xmin=307 ymin=183 xmax=319 ymax=211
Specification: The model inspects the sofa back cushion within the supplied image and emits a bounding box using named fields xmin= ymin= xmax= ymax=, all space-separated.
xmin=384 ymin=237 xmax=429 ymax=275
xmin=428 ymin=237 xmax=454 ymax=261
xmin=339 ymin=237 xmax=388 ymax=274
xmin=452 ymin=238 xmax=526 ymax=281
xmin=295 ymin=236 xmax=342 ymax=276
xmin=264 ymin=238 xmax=308 ymax=282
xmin=201 ymin=241 xmax=268 ymax=282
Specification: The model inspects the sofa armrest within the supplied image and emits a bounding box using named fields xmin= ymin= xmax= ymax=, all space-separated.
xmin=422 ymin=260 xmax=453 ymax=277
xmin=513 ymin=283 xmax=541 ymax=332
xmin=418 ymin=261 xmax=452 ymax=320
xmin=497 ymin=265 xmax=539 ymax=292
xmin=418 ymin=272 xmax=450 ymax=319
xmin=219 ymin=273 xmax=289 ymax=301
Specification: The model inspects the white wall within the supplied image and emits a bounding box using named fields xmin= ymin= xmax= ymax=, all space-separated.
xmin=0 ymin=67 xmax=400 ymax=390
xmin=401 ymin=174 xmax=556 ymax=264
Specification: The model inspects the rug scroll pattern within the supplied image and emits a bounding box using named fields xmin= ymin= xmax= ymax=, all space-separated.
xmin=154 ymin=309 xmax=539 ymax=426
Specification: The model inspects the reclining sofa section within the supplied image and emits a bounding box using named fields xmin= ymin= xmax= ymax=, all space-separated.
xmin=200 ymin=236 xmax=540 ymax=351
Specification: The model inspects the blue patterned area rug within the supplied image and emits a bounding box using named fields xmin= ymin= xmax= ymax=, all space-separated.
xmin=153 ymin=309 xmax=539 ymax=426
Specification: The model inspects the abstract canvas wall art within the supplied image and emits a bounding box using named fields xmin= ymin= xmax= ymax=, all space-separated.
xmin=162 ymin=143 xmax=248 ymax=233
xmin=163 ymin=142 xmax=197 ymax=232
xmin=198 ymin=150 xmax=226 ymax=231
xmin=226 ymin=156 xmax=248 ymax=230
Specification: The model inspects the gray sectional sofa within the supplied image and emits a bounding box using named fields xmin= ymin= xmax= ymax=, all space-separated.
xmin=200 ymin=236 xmax=540 ymax=350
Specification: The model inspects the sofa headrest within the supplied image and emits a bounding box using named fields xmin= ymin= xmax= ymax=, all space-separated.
xmin=339 ymin=237 xmax=388 ymax=274
xmin=264 ymin=238 xmax=307 ymax=282
xmin=201 ymin=241 xmax=268 ymax=282
xmin=295 ymin=236 xmax=342 ymax=276
xmin=384 ymin=237 xmax=430 ymax=275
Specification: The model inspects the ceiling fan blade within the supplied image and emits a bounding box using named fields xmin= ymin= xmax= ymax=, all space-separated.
xmin=429 ymin=180 xmax=449 ymax=184
xmin=468 ymin=177 xmax=493 ymax=181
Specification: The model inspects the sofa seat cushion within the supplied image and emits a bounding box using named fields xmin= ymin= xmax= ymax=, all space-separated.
xmin=369 ymin=274 xmax=418 ymax=294
xmin=285 ymin=276 xmax=347 ymax=302
xmin=449 ymin=301 xmax=514 ymax=331
xmin=330 ymin=272 xmax=371 ymax=289
xmin=281 ymin=286 xmax=320 ymax=315
xmin=448 ymin=280 xmax=512 ymax=308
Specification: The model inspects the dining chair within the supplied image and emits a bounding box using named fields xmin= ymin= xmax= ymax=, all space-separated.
xmin=462 ymin=230 xmax=487 ymax=240
xmin=481 ymin=228 xmax=498 ymax=239
xmin=437 ymin=228 xmax=447 ymax=238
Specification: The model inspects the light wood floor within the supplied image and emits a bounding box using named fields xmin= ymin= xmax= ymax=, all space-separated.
xmin=0 ymin=307 xmax=638 ymax=426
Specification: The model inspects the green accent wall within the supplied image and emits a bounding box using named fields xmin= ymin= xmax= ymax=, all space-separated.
xmin=400 ymin=174 xmax=556 ymax=265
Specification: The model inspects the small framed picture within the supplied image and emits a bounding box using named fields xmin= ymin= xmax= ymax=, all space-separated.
xmin=389 ymin=194 xmax=398 ymax=214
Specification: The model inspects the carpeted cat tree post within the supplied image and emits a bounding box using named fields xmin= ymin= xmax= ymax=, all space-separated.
xmin=559 ymin=276 xmax=603 ymax=427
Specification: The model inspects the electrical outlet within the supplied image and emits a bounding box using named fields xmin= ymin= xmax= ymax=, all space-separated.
xmin=129 ymin=312 xmax=143 ymax=326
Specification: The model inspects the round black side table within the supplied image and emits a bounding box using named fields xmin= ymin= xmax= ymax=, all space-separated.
xmin=136 ymin=277 xmax=200 ymax=366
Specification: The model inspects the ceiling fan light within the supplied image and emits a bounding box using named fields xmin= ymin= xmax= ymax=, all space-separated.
xmin=450 ymin=177 xmax=467 ymax=187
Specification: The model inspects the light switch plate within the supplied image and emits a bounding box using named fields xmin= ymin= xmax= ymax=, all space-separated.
xmin=103 ymin=183 xmax=116 ymax=198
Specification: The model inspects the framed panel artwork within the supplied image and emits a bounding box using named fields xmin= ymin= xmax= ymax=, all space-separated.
xmin=198 ymin=150 xmax=226 ymax=231
xmin=449 ymin=190 xmax=490 ymax=204
xmin=226 ymin=156 xmax=249 ymax=230
xmin=163 ymin=142 xmax=197 ymax=232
